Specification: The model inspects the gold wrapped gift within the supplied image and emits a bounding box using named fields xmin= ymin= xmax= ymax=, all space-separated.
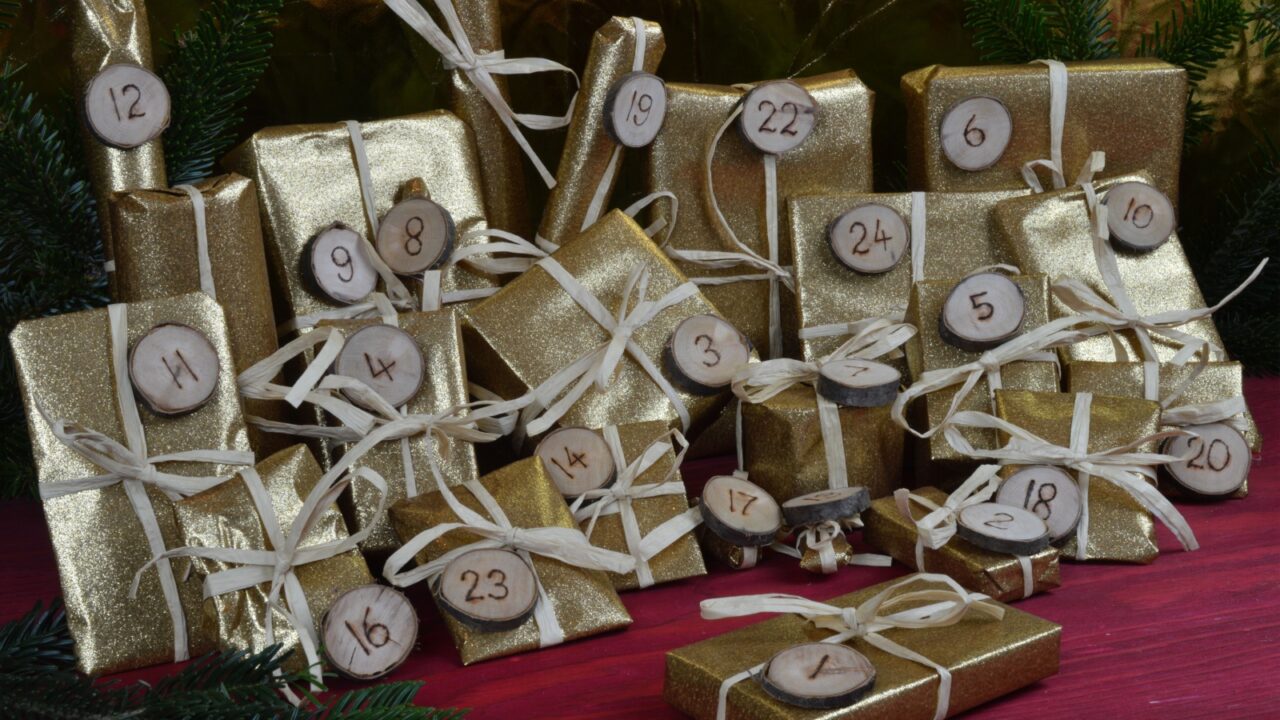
xmin=665 ymin=574 xmax=1060 ymax=720
xmin=11 ymin=292 xmax=253 ymax=675
xmin=698 ymin=525 xmax=765 ymax=571
xmin=903 ymin=59 xmax=1185 ymax=200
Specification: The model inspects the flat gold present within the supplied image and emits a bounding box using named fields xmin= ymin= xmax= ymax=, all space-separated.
xmin=665 ymin=573 xmax=1060 ymax=720
xmin=11 ymin=292 xmax=254 ymax=675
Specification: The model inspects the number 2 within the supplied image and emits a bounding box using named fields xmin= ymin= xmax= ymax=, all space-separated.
xmin=1187 ymin=437 xmax=1230 ymax=472
xmin=109 ymin=84 xmax=146 ymax=123
xmin=984 ymin=512 xmax=1014 ymax=530
xmin=969 ymin=291 xmax=994 ymax=320
xmin=757 ymin=100 xmax=800 ymax=136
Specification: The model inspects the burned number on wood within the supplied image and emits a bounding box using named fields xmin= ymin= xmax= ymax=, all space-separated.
xmin=536 ymin=427 xmax=615 ymax=496
xmin=322 ymin=585 xmax=417 ymax=680
xmin=739 ymin=80 xmax=817 ymax=155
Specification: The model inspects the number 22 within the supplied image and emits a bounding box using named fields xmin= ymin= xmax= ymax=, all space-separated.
xmin=757 ymin=100 xmax=801 ymax=136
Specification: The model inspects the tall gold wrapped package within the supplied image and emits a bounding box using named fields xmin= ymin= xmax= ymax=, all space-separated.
xmin=903 ymin=60 xmax=1184 ymax=200
xmin=647 ymin=72 xmax=874 ymax=357
xmin=11 ymin=292 xmax=253 ymax=675
xmin=665 ymin=574 xmax=1060 ymax=720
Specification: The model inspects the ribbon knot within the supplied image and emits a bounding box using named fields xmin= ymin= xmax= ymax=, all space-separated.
xmin=501 ymin=526 xmax=523 ymax=549
xmin=444 ymin=47 xmax=505 ymax=72
xmin=839 ymin=606 xmax=863 ymax=636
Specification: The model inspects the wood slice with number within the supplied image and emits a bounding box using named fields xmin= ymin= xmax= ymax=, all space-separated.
xmin=535 ymin=427 xmax=616 ymax=497
xmin=321 ymin=584 xmax=417 ymax=680
xmin=938 ymin=272 xmax=1026 ymax=352
xmin=128 ymin=323 xmax=220 ymax=416
xmin=1161 ymin=423 xmax=1251 ymax=498
xmin=816 ymin=358 xmax=900 ymax=408
xmin=940 ymin=95 xmax=1012 ymax=172
xmin=663 ymin=314 xmax=753 ymax=395
xmin=827 ymin=203 xmax=910 ymax=275
xmin=759 ymin=642 xmax=876 ymax=709
xmin=84 ymin=63 xmax=171 ymax=149
xmin=304 ymin=223 xmax=379 ymax=305
xmin=436 ymin=548 xmax=538 ymax=632
xmin=603 ymin=71 xmax=668 ymax=148
xmin=781 ymin=487 xmax=871 ymax=528
xmin=994 ymin=465 xmax=1082 ymax=544
xmin=738 ymin=80 xmax=818 ymax=155
xmin=955 ymin=502 xmax=1051 ymax=555
xmin=1103 ymin=181 xmax=1176 ymax=253
xmin=375 ymin=196 xmax=455 ymax=275
xmin=333 ymin=324 xmax=426 ymax=411
xmin=700 ymin=475 xmax=782 ymax=547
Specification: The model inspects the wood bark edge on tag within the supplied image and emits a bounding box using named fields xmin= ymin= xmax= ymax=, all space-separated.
xmin=955 ymin=502 xmax=1051 ymax=556
xmin=699 ymin=474 xmax=783 ymax=547
xmin=1161 ymin=423 xmax=1251 ymax=498
xmin=603 ymin=71 xmax=668 ymax=149
xmin=127 ymin=322 xmax=221 ymax=416
xmin=759 ymin=642 xmax=877 ymax=709
xmin=781 ymin=487 xmax=871 ymax=528
xmin=663 ymin=314 xmax=753 ymax=396
xmin=303 ymin=222 xmax=380 ymax=305
xmin=435 ymin=548 xmax=539 ymax=633
xmin=937 ymin=272 xmax=1026 ymax=353
xmin=321 ymin=584 xmax=418 ymax=680
xmin=815 ymin=358 xmax=900 ymax=408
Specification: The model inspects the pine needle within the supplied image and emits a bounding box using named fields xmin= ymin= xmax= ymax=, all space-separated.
xmin=964 ymin=0 xmax=1057 ymax=63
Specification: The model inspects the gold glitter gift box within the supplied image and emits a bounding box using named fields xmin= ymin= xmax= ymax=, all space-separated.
xmin=11 ymin=292 xmax=252 ymax=675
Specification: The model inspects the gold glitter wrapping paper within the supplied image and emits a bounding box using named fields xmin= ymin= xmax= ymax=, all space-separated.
xmin=902 ymin=60 xmax=1185 ymax=201
xmin=862 ymin=489 xmax=1060 ymax=603
xmin=741 ymin=386 xmax=904 ymax=502
xmin=664 ymin=575 xmax=1061 ymax=720
xmin=697 ymin=524 xmax=758 ymax=570
xmin=795 ymin=532 xmax=858 ymax=574
xmin=108 ymin=173 xmax=286 ymax=455
xmin=647 ymin=72 xmax=874 ymax=356
xmin=789 ymin=189 xmax=1028 ymax=361
xmin=686 ymin=400 xmax=738 ymax=459
xmin=537 ymin=17 xmax=665 ymax=249
xmin=72 ymin=0 xmax=167 ymax=252
xmin=462 ymin=210 xmax=733 ymax=436
xmin=992 ymin=172 xmax=1223 ymax=363
xmin=174 ymin=444 xmax=373 ymax=673
xmin=11 ymin=292 xmax=251 ymax=675
xmin=903 ymin=275 xmax=1060 ymax=485
xmin=389 ymin=456 xmax=632 ymax=664
xmin=995 ymin=390 xmax=1162 ymax=563
xmin=223 ymin=111 xmax=494 ymax=324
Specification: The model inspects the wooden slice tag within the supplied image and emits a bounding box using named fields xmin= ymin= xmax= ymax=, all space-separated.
xmin=816 ymin=358 xmax=900 ymax=408
xmin=759 ymin=642 xmax=876 ymax=710
xmin=128 ymin=323 xmax=220 ymax=416
xmin=739 ymin=80 xmax=818 ymax=155
xmin=603 ymin=71 xmax=668 ymax=148
xmin=955 ymin=502 xmax=1051 ymax=555
xmin=938 ymin=273 xmax=1026 ymax=352
xmin=321 ymin=584 xmax=417 ymax=680
xmin=535 ymin=427 xmax=616 ymax=497
xmin=305 ymin=223 xmax=379 ymax=305
xmin=664 ymin=314 xmax=753 ymax=395
xmin=1103 ymin=181 xmax=1175 ymax=253
xmin=994 ymin=465 xmax=1082 ymax=544
xmin=827 ymin=203 xmax=910 ymax=275
xmin=333 ymin=324 xmax=426 ymax=411
xmin=700 ymin=475 xmax=782 ymax=547
xmin=84 ymin=63 xmax=170 ymax=149
xmin=375 ymin=197 xmax=455 ymax=275
xmin=1161 ymin=423 xmax=1251 ymax=497
xmin=940 ymin=96 xmax=1012 ymax=172
xmin=781 ymin=487 xmax=871 ymax=528
xmin=436 ymin=548 xmax=538 ymax=632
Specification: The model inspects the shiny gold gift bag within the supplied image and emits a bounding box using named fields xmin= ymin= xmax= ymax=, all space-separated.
xmin=647 ymin=71 xmax=874 ymax=358
xmin=387 ymin=456 xmax=633 ymax=664
xmin=665 ymin=573 xmax=1060 ymax=720
xmin=903 ymin=59 xmax=1185 ymax=200
xmin=11 ymin=292 xmax=253 ymax=675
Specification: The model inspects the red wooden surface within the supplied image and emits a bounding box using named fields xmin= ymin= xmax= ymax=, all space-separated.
xmin=3 ymin=378 xmax=1279 ymax=718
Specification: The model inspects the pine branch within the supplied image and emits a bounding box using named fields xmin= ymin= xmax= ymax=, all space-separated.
xmin=1253 ymin=1 xmax=1280 ymax=56
xmin=0 ymin=599 xmax=76 ymax=675
xmin=964 ymin=0 xmax=1057 ymax=63
xmin=1139 ymin=0 xmax=1248 ymax=84
xmin=0 ymin=0 xmax=18 ymax=31
xmin=1048 ymin=0 xmax=1117 ymax=60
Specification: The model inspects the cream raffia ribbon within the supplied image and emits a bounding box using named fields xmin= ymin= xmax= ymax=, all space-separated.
xmin=37 ymin=304 xmax=254 ymax=664
xmin=943 ymin=392 xmax=1197 ymax=559
xmin=173 ymin=184 xmax=217 ymax=300
xmin=769 ymin=520 xmax=891 ymax=575
xmin=893 ymin=465 xmax=1036 ymax=599
xmin=383 ymin=0 xmax=577 ymax=188
xmin=1021 ymin=58 xmax=1070 ymax=193
xmin=702 ymin=573 xmax=1004 ymax=720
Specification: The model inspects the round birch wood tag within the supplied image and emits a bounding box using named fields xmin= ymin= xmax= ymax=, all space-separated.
xmin=604 ymin=71 xmax=668 ymax=148
xmin=1161 ymin=423 xmax=1251 ymax=497
xmin=375 ymin=197 xmax=455 ymax=275
xmin=938 ymin=272 xmax=1026 ymax=352
xmin=940 ymin=96 xmax=1012 ymax=171
xmin=305 ymin=223 xmax=379 ymax=305
xmin=994 ymin=465 xmax=1082 ymax=544
xmin=816 ymin=358 xmax=900 ymax=408
xmin=760 ymin=642 xmax=876 ymax=709
xmin=781 ymin=487 xmax=871 ymax=528
xmin=664 ymin=314 xmax=752 ymax=395
xmin=321 ymin=584 xmax=417 ymax=680
xmin=436 ymin=548 xmax=538 ymax=632
xmin=333 ymin=324 xmax=426 ymax=411
xmin=739 ymin=80 xmax=818 ymax=155
xmin=1103 ymin=181 xmax=1175 ymax=252
xmin=827 ymin=203 xmax=910 ymax=274
xmin=128 ymin=323 xmax=220 ymax=416
xmin=84 ymin=63 xmax=170 ymax=149
xmin=955 ymin=502 xmax=1051 ymax=555
xmin=700 ymin=475 xmax=782 ymax=547
xmin=535 ymin=426 xmax=616 ymax=497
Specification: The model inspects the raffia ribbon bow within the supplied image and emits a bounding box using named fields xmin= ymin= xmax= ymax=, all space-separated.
xmin=768 ymin=520 xmax=892 ymax=575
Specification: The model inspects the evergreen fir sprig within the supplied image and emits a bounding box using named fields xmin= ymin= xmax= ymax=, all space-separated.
xmin=0 ymin=598 xmax=75 ymax=674
xmin=964 ymin=0 xmax=1117 ymax=63
xmin=1048 ymin=0 xmax=1116 ymax=60
xmin=0 ymin=0 xmax=18 ymax=31
xmin=1252 ymin=1 xmax=1280 ymax=57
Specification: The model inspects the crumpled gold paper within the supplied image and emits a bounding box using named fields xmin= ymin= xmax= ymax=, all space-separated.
xmin=793 ymin=531 xmax=858 ymax=575
xmin=697 ymin=524 xmax=760 ymax=571
xmin=664 ymin=575 xmax=1061 ymax=720
xmin=647 ymin=71 xmax=874 ymax=356
xmin=995 ymin=390 xmax=1162 ymax=563
xmin=685 ymin=399 xmax=739 ymax=459
xmin=389 ymin=456 xmax=631 ymax=664
xmin=11 ymin=292 xmax=251 ymax=675
xmin=174 ymin=444 xmax=373 ymax=673
xmin=862 ymin=489 xmax=1060 ymax=603
xmin=903 ymin=59 xmax=1185 ymax=201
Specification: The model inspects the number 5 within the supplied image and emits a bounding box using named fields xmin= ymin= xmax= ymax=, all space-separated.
xmin=969 ymin=291 xmax=994 ymax=321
